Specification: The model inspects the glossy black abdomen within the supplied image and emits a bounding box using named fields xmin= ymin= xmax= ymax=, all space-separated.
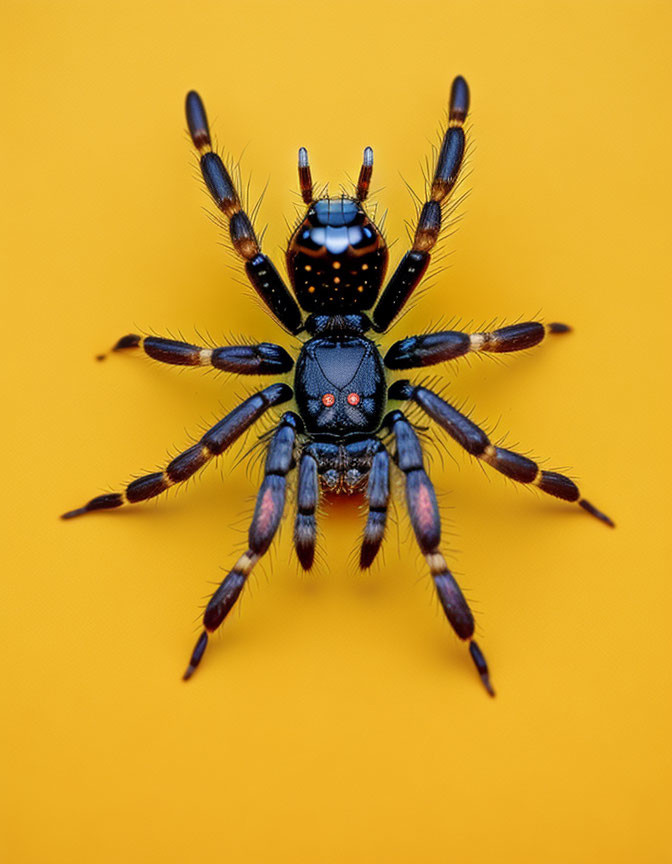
xmin=286 ymin=197 xmax=388 ymax=314
xmin=294 ymin=335 xmax=387 ymax=435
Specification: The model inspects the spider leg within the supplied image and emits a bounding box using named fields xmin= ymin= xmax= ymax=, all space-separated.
xmin=183 ymin=412 xmax=301 ymax=679
xmin=186 ymin=91 xmax=303 ymax=334
xmin=294 ymin=450 xmax=319 ymax=570
xmin=385 ymin=321 xmax=570 ymax=369
xmin=385 ymin=409 xmax=494 ymax=696
xmin=372 ymin=76 xmax=469 ymax=332
xmin=389 ymin=380 xmax=614 ymax=527
xmin=61 ymin=383 xmax=292 ymax=519
xmin=103 ymin=333 xmax=294 ymax=374
xmin=360 ymin=446 xmax=390 ymax=568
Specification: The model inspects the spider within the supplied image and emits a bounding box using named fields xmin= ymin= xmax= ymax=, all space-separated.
xmin=62 ymin=76 xmax=613 ymax=695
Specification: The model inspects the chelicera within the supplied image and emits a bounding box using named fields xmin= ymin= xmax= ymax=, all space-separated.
xmin=62 ymin=77 xmax=613 ymax=694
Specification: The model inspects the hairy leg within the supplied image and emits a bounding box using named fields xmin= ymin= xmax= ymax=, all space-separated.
xmin=389 ymin=380 xmax=613 ymax=527
xmin=183 ymin=412 xmax=301 ymax=679
xmin=61 ymin=383 xmax=292 ymax=519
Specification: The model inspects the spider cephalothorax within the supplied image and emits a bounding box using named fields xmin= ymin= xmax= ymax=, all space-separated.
xmin=62 ymin=77 xmax=613 ymax=695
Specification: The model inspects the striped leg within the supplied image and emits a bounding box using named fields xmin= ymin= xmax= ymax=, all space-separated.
xmin=186 ymin=91 xmax=303 ymax=334
xmin=294 ymin=451 xmax=319 ymax=570
xmin=386 ymin=409 xmax=494 ymax=696
xmin=104 ymin=333 xmax=293 ymax=374
xmin=183 ymin=412 xmax=300 ymax=679
xmin=389 ymin=380 xmax=614 ymax=527
xmin=360 ymin=446 xmax=390 ymax=568
xmin=373 ymin=76 xmax=470 ymax=332
xmin=385 ymin=322 xmax=570 ymax=369
xmin=61 ymin=383 xmax=292 ymax=519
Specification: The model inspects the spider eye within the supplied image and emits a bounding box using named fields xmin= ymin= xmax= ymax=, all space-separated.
xmin=346 ymin=392 xmax=360 ymax=406
xmin=322 ymin=393 xmax=335 ymax=407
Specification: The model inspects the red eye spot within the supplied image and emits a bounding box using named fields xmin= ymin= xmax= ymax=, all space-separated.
xmin=322 ymin=393 xmax=335 ymax=407
xmin=347 ymin=392 xmax=360 ymax=406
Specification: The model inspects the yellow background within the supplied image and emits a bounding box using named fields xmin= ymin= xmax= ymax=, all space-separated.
xmin=2 ymin=2 xmax=671 ymax=861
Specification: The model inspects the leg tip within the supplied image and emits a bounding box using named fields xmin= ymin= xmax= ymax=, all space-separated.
xmin=469 ymin=640 xmax=495 ymax=697
xmin=359 ymin=542 xmax=379 ymax=570
xmin=579 ymin=498 xmax=615 ymax=528
xmin=60 ymin=506 xmax=87 ymax=520
xmin=548 ymin=322 xmax=572 ymax=334
xmin=113 ymin=333 xmax=142 ymax=352
xmin=183 ymin=631 xmax=208 ymax=681
xmin=60 ymin=493 xmax=124 ymax=519
xmin=296 ymin=547 xmax=315 ymax=572
xmin=478 ymin=667 xmax=496 ymax=697
xmin=97 ymin=334 xmax=141 ymax=362
xmin=482 ymin=677 xmax=496 ymax=698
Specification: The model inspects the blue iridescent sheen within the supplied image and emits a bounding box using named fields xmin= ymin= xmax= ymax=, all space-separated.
xmin=312 ymin=198 xmax=359 ymax=227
